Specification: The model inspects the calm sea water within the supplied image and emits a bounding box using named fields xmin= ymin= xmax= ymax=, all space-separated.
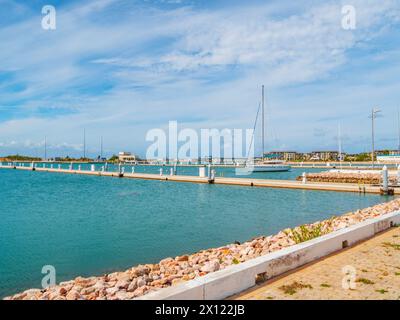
xmin=0 ymin=168 xmax=393 ymax=297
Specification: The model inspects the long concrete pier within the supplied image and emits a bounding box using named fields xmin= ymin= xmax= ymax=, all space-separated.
xmin=1 ymin=164 xmax=398 ymax=195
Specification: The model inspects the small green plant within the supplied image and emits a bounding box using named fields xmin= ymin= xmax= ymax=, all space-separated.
xmin=356 ymin=278 xmax=375 ymax=285
xmin=361 ymin=269 xmax=368 ymax=273
xmin=376 ymin=289 xmax=388 ymax=294
xmin=395 ymin=272 xmax=400 ymax=276
xmin=382 ymin=242 xmax=400 ymax=250
xmin=320 ymin=283 xmax=331 ymax=288
xmin=279 ymin=281 xmax=313 ymax=295
xmin=232 ymin=258 xmax=240 ymax=264
xmin=288 ymin=223 xmax=326 ymax=244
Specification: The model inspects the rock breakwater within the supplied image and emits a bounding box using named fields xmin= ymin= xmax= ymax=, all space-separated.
xmin=296 ymin=172 xmax=397 ymax=184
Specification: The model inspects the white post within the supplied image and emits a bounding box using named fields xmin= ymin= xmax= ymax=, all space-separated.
xmin=382 ymin=165 xmax=388 ymax=192
xmin=78 ymin=165 xmax=81 ymax=171
xmin=132 ymin=167 xmax=135 ymax=174
xmin=91 ymin=164 xmax=95 ymax=172
xmin=170 ymin=167 xmax=174 ymax=176
xmin=302 ymin=172 xmax=307 ymax=184
xmin=159 ymin=168 xmax=163 ymax=176
xmin=208 ymin=164 xmax=212 ymax=180
xmin=211 ymin=169 xmax=216 ymax=180
xmin=58 ymin=164 xmax=61 ymax=170
xmin=199 ymin=166 xmax=206 ymax=177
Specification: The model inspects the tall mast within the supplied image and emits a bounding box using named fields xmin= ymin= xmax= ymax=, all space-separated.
xmin=83 ymin=128 xmax=86 ymax=159
xmin=44 ymin=136 xmax=47 ymax=161
xmin=100 ymin=136 xmax=103 ymax=159
xmin=338 ymin=123 xmax=342 ymax=168
xmin=262 ymin=85 xmax=265 ymax=158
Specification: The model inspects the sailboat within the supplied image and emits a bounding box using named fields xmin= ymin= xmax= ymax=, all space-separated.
xmin=247 ymin=85 xmax=291 ymax=172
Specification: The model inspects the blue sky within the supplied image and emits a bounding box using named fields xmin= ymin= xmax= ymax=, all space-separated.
xmin=0 ymin=0 xmax=399 ymax=158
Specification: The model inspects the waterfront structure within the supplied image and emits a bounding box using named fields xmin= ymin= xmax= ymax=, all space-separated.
xmin=264 ymin=151 xmax=299 ymax=161
xmin=310 ymin=151 xmax=341 ymax=161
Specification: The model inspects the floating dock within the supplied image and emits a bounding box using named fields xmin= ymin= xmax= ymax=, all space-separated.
xmin=0 ymin=165 xmax=398 ymax=195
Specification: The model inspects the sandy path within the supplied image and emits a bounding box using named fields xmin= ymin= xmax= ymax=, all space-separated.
xmin=233 ymin=227 xmax=400 ymax=300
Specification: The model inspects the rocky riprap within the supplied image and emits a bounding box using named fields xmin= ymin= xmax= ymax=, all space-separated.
xmin=5 ymin=198 xmax=400 ymax=300
xmin=296 ymin=172 xmax=397 ymax=184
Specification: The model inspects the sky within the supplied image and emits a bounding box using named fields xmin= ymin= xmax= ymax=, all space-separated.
xmin=0 ymin=0 xmax=399 ymax=158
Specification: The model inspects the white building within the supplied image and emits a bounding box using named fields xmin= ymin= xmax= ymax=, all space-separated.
xmin=377 ymin=155 xmax=400 ymax=163
xmin=118 ymin=152 xmax=137 ymax=163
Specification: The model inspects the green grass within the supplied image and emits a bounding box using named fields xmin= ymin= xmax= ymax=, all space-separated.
xmin=395 ymin=272 xmax=400 ymax=276
xmin=286 ymin=223 xmax=327 ymax=244
xmin=356 ymin=278 xmax=375 ymax=285
xmin=232 ymin=258 xmax=240 ymax=265
xmin=279 ymin=282 xmax=313 ymax=295
xmin=320 ymin=283 xmax=331 ymax=288
xmin=376 ymin=289 xmax=388 ymax=294
xmin=382 ymin=242 xmax=400 ymax=250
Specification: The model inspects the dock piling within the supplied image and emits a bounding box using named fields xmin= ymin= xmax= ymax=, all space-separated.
xmin=381 ymin=165 xmax=389 ymax=194
xmin=199 ymin=166 xmax=206 ymax=177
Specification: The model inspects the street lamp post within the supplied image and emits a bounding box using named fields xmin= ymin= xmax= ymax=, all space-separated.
xmin=371 ymin=108 xmax=381 ymax=168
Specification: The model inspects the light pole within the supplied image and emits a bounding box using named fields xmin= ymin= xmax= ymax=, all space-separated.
xmin=371 ymin=108 xmax=381 ymax=168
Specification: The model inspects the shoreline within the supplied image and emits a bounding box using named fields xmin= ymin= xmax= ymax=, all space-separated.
xmin=4 ymin=197 xmax=400 ymax=300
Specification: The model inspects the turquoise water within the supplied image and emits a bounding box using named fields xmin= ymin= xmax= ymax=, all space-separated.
xmin=0 ymin=168 xmax=393 ymax=297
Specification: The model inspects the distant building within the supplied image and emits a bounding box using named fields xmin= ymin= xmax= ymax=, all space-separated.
xmin=264 ymin=151 xmax=299 ymax=161
xmin=377 ymin=155 xmax=400 ymax=163
xmin=376 ymin=150 xmax=400 ymax=156
xmin=310 ymin=151 xmax=342 ymax=161
xmin=376 ymin=150 xmax=400 ymax=163
xmin=118 ymin=152 xmax=137 ymax=163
